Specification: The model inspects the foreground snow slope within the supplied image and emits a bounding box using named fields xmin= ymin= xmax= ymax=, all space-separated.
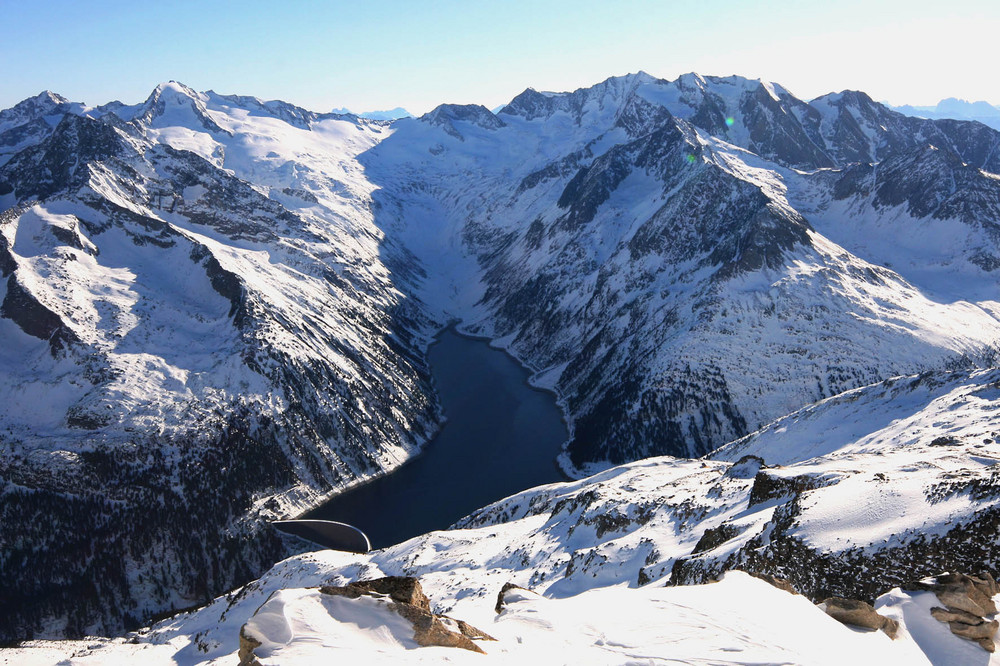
xmin=10 ymin=570 xmax=933 ymax=666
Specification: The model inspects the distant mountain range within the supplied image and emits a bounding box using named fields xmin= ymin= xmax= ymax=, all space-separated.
xmin=330 ymin=105 xmax=413 ymax=120
xmin=888 ymin=97 xmax=1000 ymax=130
xmin=2 ymin=71 xmax=1000 ymax=659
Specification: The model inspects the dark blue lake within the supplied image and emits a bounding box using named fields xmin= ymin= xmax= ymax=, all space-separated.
xmin=304 ymin=326 xmax=569 ymax=549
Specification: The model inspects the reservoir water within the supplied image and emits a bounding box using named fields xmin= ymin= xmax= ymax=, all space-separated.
xmin=304 ymin=327 xmax=569 ymax=549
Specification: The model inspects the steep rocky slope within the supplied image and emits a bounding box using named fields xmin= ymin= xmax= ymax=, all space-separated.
xmin=368 ymin=71 xmax=1000 ymax=471
xmin=0 ymin=84 xmax=439 ymax=640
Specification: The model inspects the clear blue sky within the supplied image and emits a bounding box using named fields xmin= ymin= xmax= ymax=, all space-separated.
xmin=2 ymin=0 xmax=997 ymax=113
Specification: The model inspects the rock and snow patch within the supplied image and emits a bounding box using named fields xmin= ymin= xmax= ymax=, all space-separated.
xmin=7 ymin=572 xmax=933 ymax=665
xmin=237 ymin=576 xmax=492 ymax=664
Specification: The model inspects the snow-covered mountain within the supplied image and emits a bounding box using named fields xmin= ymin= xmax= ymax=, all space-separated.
xmin=373 ymin=71 xmax=1000 ymax=470
xmin=0 ymin=82 xmax=442 ymax=640
xmin=3 ymin=71 xmax=1000 ymax=650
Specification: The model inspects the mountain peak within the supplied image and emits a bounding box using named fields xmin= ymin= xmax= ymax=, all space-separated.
xmin=34 ymin=90 xmax=70 ymax=106
xmin=420 ymin=103 xmax=505 ymax=138
xmin=7 ymin=90 xmax=72 ymax=115
xmin=137 ymin=81 xmax=229 ymax=135
xmin=0 ymin=90 xmax=77 ymax=134
xmin=936 ymin=97 xmax=1000 ymax=118
xmin=146 ymin=80 xmax=202 ymax=104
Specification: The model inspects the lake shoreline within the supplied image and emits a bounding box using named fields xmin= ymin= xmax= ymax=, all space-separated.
xmin=302 ymin=323 xmax=570 ymax=548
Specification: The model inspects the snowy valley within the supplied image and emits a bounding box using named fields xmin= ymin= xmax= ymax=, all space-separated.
xmin=2 ymin=71 xmax=1000 ymax=664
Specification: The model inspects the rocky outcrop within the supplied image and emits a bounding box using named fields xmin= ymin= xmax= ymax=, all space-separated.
xmin=318 ymin=577 xmax=494 ymax=653
xmin=905 ymin=572 xmax=998 ymax=616
xmin=1 ymin=275 xmax=80 ymax=354
xmin=495 ymin=582 xmax=533 ymax=614
xmin=237 ymin=625 xmax=262 ymax=666
xmin=906 ymin=573 xmax=999 ymax=652
xmin=819 ymin=597 xmax=899 ymax=638
xmin=321 ymin=576 xmax=431 ymax=611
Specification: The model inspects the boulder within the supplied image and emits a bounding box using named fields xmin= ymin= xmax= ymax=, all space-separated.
xmin=819 ymin=597 xmax=899 ymax=639
xmin=912 ymin=572 xmax=1000 ymax=652
xmin=949 ymin=619 xmax=999 ymax=642
xmin=378 ymin=602 xmax=489 ymax=653
xmin=930 ymin=606 xmax=986 ymax=625
xmin=971 ymin=572 xmax=1000 ymax=597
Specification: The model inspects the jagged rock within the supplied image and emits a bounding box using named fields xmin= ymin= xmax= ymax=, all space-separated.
xmin=321 ymin=575 xmax=431 ymax=612
xmin=320 ymin=577 xmax=494 ymax=653
xmin=904 ymin=572 xmax=998 ymax=616
xmin=747 ymin=571 xmax=798 ymax=595
xmin=693 ymin=524 xmax=742 ymax=554
xmin=929 ymin=604 xmax=999 ymax=650
xmin=237 ymin=624 xmax=262 ymax=666
xmin=723 ymin=455 xmax=765 ymax=479
xmin=496 ymin=582 xmax=532 ymax=614
xmin=1 ymin=274 xmax=80 ymax=354
xmin=918 ymin=573 xmax=1000 ymax=652
xmin=930 ymin=606 xmax=987 ymax=625
xmin=949 ymin=619 xmax=999 ymax=642
xmin=747 ymin=472 xmax=824 ymax=507
xmin=447 ymin=617 xmax=496 ymax=642
xmin=819 ymin=597 xmax=899 ymax=638
xmin=973 ymin=572 xmax=1000 ymax=597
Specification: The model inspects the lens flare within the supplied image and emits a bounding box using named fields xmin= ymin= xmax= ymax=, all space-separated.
xmin=685 ymin=154 xmax=696 ymax=164
xmin=725 ymin=117 xmax=735 ymax=127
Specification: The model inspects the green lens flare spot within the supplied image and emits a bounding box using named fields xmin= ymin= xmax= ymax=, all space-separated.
xmin=685 ymin=153 xmax=697 ymax=164
xmin=725 ymin=117 xmax=735 ymax=127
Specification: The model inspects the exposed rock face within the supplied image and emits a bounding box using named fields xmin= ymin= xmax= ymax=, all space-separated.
xmin=908 ymin=573 xmax=1000 ymax=652
xmin=318 ymin=576 xmax=494 ymax=653
xmin=1 ymin=274 xmax=80 ymax=353
xmin=905 ymin=572 xmax=998 ymax=616
xmin=495 ymin=582 xmax=533 ymax=614
xmin=320 ymin=576 xmax=431 ymax=612
xmin=819 ymin=597 xmax=899 ymax=638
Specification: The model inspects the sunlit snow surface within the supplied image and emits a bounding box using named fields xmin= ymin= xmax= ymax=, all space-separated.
xmin=10 ymin=572 xmax=935 ymax=665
